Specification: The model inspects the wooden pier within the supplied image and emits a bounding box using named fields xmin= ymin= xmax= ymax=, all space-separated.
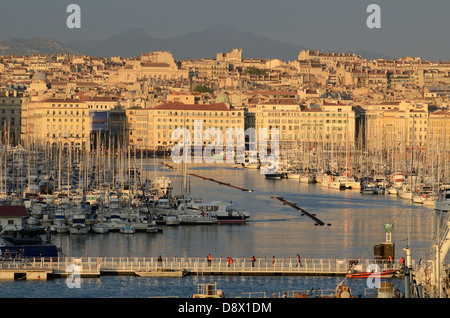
xmin=0 ymin=256 xmax=410 ymax=280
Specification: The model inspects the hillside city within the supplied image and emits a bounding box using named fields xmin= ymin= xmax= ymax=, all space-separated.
xmin=0 ymin=48 xmax=449 ymax=175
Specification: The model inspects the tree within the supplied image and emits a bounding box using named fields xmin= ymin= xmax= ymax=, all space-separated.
xmin=193 ymin=85 xmax=212 ymax=93
xmin=243 ymin=67 xmax=266 ymax=76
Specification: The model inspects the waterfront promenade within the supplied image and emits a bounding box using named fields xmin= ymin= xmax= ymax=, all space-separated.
xmin=0 ymin=256 xmax=411 ymax=280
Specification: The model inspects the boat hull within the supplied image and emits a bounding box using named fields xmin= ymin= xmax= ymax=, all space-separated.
xmin=346 ymin=270 xmax=396 ymax=279
xmin=135 ymin=269 xmax=188 ymax=277
xmin=265 ymin=173 xmax=283 ymax=179
xmin=69 ymin=226 xmax=89 ymax=234
xmin=216 ymin=216 xmax=248 ymax=224
xmin=91 ymin=225 xmax=109 ymax=234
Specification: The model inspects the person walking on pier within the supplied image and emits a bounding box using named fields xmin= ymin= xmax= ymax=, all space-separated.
xmin=297 ymin=254 xmax=302 ymax=267
xmin=207 ymin=253 xmax=212 ymax=266
xmin=227 ymin=255 xmax=233 ymax=267
xmin=251 ymin=255 xmax=256 ymax=267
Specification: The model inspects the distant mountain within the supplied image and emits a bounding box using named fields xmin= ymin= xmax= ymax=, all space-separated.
xmin=0 ymin=38 xmax=80 ymax=56
xmin=66 ymin=25 xmax=307 ymax=61
xmin=0 ymin=26 xmax=392 ymax=62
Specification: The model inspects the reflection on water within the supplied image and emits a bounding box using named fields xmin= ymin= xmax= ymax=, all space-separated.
xmin=54 ymin=161 xmax=442 ymax=263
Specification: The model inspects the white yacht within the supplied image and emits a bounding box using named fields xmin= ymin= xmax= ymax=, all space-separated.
xmin=91 ymin=219 xmax=110 ymax=234
xmin=69 ymin=213 xmax=89 ymax=234
xmin=192 ymin=201 xmax=250 ymax=224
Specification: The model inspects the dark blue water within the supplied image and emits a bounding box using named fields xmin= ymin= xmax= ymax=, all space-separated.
xmin=1 ymin=274 xmax=402 ymax=298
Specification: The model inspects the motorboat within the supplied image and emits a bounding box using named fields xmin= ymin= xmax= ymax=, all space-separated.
xmin=386 ymin=186 xmax=398 ymax=195
xmin=51 ymin=223 xmax=69 ymax=234
xmin=398 ymin=187 xmax=413 ymax=200
xmin=286 ymin=171 xmax=301 ymax=179
xmin=360 ymin=185 xmax=376 ymax=194
xmin=120 ymin=224 xmax=135 ymax=234
xmin=193 ymin=201 xmax=249 ymax=224
xmin=165 ymin=215 xmax=180 ymax=226
xmin=146 ymin=222 xmax=161 ymax=233
xmin=91 ymin=220 xmax=110 ymax=234
xmin=300 ymin=174 xmax=315 ymax=183
xmin=264 ymin=173 xmax=284 ymax=179
xmin=178 ymin=214 xmax=218 ymax=225
xmin=105 ymin=213 xmax=126 ymax=232
xmin=69 ymin=213 xmax=89 ymax=234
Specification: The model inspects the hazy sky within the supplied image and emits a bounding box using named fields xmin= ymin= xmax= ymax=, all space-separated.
xmin=1 ymin=0 xmax=449 ymax=60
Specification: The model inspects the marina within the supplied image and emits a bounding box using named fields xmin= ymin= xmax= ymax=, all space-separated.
xmin=0 ymin=152 xmax=448 ymax=298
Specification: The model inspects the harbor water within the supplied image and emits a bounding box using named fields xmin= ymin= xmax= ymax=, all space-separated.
xmin=1 ymin=161 xmax=444 ymax=298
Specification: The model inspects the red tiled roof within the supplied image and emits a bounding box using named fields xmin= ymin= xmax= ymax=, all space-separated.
xmin=0 ymin=206 xmax=28 ymax=217
xmin=141 ymin=62 xmax=170 ymax=68
xmin=38 ymin=98 xmax=85 ymax=104
xmin=153 ymin=101 xmax=229 ymax=111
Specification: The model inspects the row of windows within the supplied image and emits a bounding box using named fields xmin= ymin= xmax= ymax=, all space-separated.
xmin=51 ymin=104 xmax=81 ymax=108
xmin=260 ymin=112 xmax=349 ymax=117
xmin=156 ymin=111 xmax=242 ymax=117
xmin=47 ymin=110 xmax=86 ymax=116
xmin=157 ymin=118 xmax=241 ymax=124
xmin=46 ymin=133 xmax=86 ymax=138
xmin=156 ymin=125 xmax=241 ymax=130
xmin=265 ymin=119 xmax=347 ymax=124
xmin=46 ymin=118 xmax=84 ymax=123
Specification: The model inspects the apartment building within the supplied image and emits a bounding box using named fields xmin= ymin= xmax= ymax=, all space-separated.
xmin=363 ymin=101 xmax=429 ymax=153
xmin=428 ymin=108 xmax=450 ymax=152
xmin=21 ymin=98 xmax=90 ymax=148
xmin=128 ymin=101 xmax=245 ymax=150
xmin=254 ymin=99 xmax=358 ymax=148
xmin=0 ymin=90 xmax=26 ymax=145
